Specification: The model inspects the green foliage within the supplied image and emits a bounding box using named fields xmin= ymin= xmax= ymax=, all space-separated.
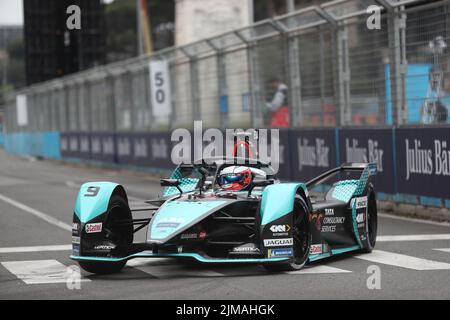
xmin=105 ymin=0 xmax=138 ymax=62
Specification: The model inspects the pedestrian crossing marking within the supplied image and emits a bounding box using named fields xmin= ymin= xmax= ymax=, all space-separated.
xmin=355 ymin=250 xmax=450 ymax=270
xmin=1 ymin=260 xmax=90 ymax=284
xmin=287 ymin=265 xmax=352 ymax=274
xmin=2 ymin=247 xmax=450 ymax=285
xmin=127 ymin=258 xmax=224 ymax=278
xmin=0 ymin=245 xmax=72 ymax=253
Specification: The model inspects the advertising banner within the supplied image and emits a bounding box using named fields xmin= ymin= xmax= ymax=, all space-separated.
xmin=90 ymin=133 xmax=116 ymax=163
xmin=289 ymin=128 xmax=337 ymax=182
xmin=396 ymin=127 xmax=450 ymax=198
xmin=339 ymin=128 xmax=395 ymax=194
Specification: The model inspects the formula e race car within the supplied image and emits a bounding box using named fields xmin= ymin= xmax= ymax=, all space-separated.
xmin=70 ymin=158 xmax=378 ymax=274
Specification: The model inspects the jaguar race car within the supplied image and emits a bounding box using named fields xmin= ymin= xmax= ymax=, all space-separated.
xmin=70 ymin=158 xmax=378 ymax=274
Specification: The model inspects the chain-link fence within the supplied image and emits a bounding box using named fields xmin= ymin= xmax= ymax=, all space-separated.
xmin=2 ymin=0 xmax=450 ymax=135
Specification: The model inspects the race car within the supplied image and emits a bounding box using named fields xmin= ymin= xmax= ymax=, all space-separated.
xmin=70 ymin=158 xmax=378 ymax=274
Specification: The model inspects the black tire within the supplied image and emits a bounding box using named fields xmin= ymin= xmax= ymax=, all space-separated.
xmin=361 ymin=185 xmax=378 ymax=253
xmin=263 ymin=196 xmax=311 ymax=272
xmin=79 ymin=260 xmax=127 ymax=275
xmin=78 ymin=194 xmax=133 ymax=275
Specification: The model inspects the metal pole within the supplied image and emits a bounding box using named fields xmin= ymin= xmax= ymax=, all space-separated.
xmin=248 ymin=0 xmax=254 ymax=24
xmin=136 ymin=0 xmax=143 ymax=56
xmin=287 ymin=35 xmax=301 ymax=127
xmin=337 ymin=25 xmax=351 ymax=126
xmin=388 ymin=6 xmax=408 ymax=125
xmin=286 ymin=0 xmax=295 ymax=13
xmin=247 ymin=43 xmax=263 ymax=127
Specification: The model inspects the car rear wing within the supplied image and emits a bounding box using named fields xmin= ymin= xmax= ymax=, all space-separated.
xmin=306 ymin=163 xmax=377 ymax=188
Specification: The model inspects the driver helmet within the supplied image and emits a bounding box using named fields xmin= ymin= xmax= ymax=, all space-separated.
xmin=218 ymin=166 xmax=266 ymax=191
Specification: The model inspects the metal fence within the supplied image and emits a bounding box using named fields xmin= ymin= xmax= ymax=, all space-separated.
xmin=3 ymin=0 xmax=450 ymax=134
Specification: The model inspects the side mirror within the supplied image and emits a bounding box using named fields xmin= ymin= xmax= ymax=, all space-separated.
xmin=248 ymin=179 xmax=274 ymax=196
xmin=160 ymin=179 xmax=183 ymax=195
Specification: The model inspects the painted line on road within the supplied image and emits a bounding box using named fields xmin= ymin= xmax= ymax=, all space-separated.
xmin=128 ymin=258 xmax=224 ymax=278
xmin=1 ymin=260 xmax=90 ymax=285
xmin=0 ymin=193 xmax=72 ymax=231
xmin=433 ymin=248 xmax=450 ymax=253
xmin=379 ymin=213 xmax=450 ymax=227
xmin=377 ymin=234 xmax=450 ymax=242
xmin=355 ymin=250 xmax=450 ymax=270
xmin=287 ymin=265 xmax=352 ymax=274
xmin=0 ymin=245 xmax=72 ymax=254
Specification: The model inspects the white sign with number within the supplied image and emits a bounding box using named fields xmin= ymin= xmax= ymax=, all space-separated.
xmin=149 ymin=60 xmax=172 ymax=117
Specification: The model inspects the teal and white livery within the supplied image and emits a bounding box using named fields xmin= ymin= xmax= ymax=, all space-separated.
xmin=70 ymin=158 xmax=378 ymax=274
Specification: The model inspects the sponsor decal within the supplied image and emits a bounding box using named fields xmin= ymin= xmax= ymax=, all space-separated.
xmin=352 ymin=196 xmax=368 ymax=209
xmin=321 ymin=225 xmax=336 ymax=233
xmin=323 ymin=217 xmax=345 ymax=224
xmin=156 ymin=217 xmax=185 ymax=229
xmin=156 ymin=222 xmax=180 ymax=228
xmin=325 ymin=208 xmax=334 ymax=216
xmin=269 ymin=224 xmax=291 ymax=233
xmin=85 ymin=223 xmax=102 ymax=234
xmin=310 ymin=244 xmax=323 ymax=255
xmin=177 ymin=246 xmax=183 ymax=253
xmin=199 ymin=231 xmax=207 ymax=239
xmin=263 ymin=238 xmax=293 ymax=247
xmin=268 ymin=248 xmax=293 ymax=258
xmin=72 ymin=236 xmax=80 ymax=244
xmin=180 ymin=233 xmax=198 ymax=240
xmin=94 ymin=245 xmax=115 ymax=250
xmin=72 ymin=223 xmax=79 ymax=231
xmin=233 ymin=246 xmax=260 ymax=253
xmin=356 ymin=213 xmax=365 ymax=223
xmin=72 ymin=245 xmax=80 ymax=256
xmin=269 ymin=224 xmax=291 ymax=236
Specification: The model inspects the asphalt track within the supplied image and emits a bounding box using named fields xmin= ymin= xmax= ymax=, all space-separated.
xmin=1 ymin=149 xmax=450 ymax=300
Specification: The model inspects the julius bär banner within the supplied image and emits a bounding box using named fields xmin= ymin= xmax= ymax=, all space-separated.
xmin=288 ymin=128 xmax=337 ymax=182
xmin=339 ymin=128 xmax=395 ymax=194
xmin=396 ymin=127 xmax=450 ymax=198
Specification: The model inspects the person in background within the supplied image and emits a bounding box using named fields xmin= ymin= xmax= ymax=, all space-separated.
xmin=266 ymin=78 xmax=290 ymax=128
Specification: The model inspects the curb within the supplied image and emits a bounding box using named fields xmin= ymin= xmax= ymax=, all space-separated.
xmin=378 ymin=201 xmax=450 ymax=223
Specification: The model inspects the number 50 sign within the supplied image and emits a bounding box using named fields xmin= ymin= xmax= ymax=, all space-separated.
xmin=149 ymin=60 xmax=172 ymax=117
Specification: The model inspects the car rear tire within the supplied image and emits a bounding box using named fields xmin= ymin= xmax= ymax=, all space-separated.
xmin=263 ymin=196 xmax=311 ymax=272
xmin=78 ymin=194 xmax=133 ymax=275
xmin=361 ymin=185 xmax=377 ymax=253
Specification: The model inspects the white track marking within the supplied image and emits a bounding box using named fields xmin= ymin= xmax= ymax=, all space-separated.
xmin=0 ymin=193 xmax=71 ymax=231
xmin=128 ymin=258 xmax=224 ymax=278
xmin=1 ymin=260 xmax=90 ymax=284
xmin=140 ymin=265 xmax=224 ymax=278
xmin=377 ymin=234 xmax=450 ymax=242
xmin=379 ymin=213 xmax=450 ymax=227
xmin=287 ymin=265 xmax=351 ymax=274
xmin=65 ymin=181 xmax=79 ymax=189
xmin=126 ymin=257 xmax=174 ymax=267
xmin=354 ymin=250 xmax=450 ymax=270
xmin=0 ymin=245 xmax=72 ymax=253
xmin=433 ymin=248 xmax=450 ymax=253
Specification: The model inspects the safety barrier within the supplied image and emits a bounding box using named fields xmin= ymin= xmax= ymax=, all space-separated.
xmin=3 ymin=126 xmax=449 ymax=207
